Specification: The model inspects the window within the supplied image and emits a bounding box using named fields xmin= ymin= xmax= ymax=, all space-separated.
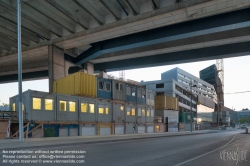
xmin=106 ymin=82 xmax=111 ymax=92
xmin=120 ymin=106 xmax=124 ymax=111
xmin=132 ymin=88 xmax=136 ymax=96
xmin=147 ymin=110 xmax=150 ymax=117
xmin=12 ymin=103 xmax=15 ymax=111
xmin=131 ymin=108 xmax=135 ymax=116
xmin=89 ymin=104 xmax=95 ymax=113
xmin=60 ymin=101 xmax=66 ymax=111
xmin=138 ymin=108 xmax=141 ymax=116
xmin=105 ymin=108 xmax=109 ymax=114
xmin=33 ymin=98 xmax=41 ymax=110
xmin=155 ymin=126 xmax=160 ymax=132
xmin=81 ymin=103 xmax=87 ymax=113
xmin=99 ymin=81 xmax=104 ymax=90
xmin=156 ymin=83 xmax=164 ymax=88
xmin=99 ymin=108 xmax=104 ymax=114
xmin=120 ymin=84 xmax=124 ymax=91
xmin=115 ymin=83 xmax=123 ymax=91
xmin=142 ymin=109 xmax=145 ymax=116
xmin=69 ymin=101 xmax=76 ymax=112
xmin=45 ymin=99 xmax=53 ymax=111
xmin=142 ymin=95 xmax=145 ymax=98
xmin=151 ymin=110 xmax=154 ymax=117
xmin=22 ymin=104 xmax=24 ymax=111
xmin=127 ymin=108 xmax=130 ymax=116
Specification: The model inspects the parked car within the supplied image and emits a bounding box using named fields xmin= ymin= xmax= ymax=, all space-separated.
xmin=241 ymin=125 xmax=246 ymax=129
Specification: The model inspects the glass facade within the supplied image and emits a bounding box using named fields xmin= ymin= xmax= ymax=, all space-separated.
xmin=197 ymin=104 xmax=214 ymax=124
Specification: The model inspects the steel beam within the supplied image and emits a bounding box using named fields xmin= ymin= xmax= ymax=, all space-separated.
xmin=73 ymin=8 xmax=250 ymax=66
xmin=0 ymin=70 xmax=48 ymax=84
xmin=94 ymin=41 xmax=250 ymax=72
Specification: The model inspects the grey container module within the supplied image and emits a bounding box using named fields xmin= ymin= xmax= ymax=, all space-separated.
xmin=9 ymin=90 xmax=56 ymax=121
xmin=112 ymin=101 xmax=126 ymax=123
xmin=97 ymin=99 xmax=112 ymax=122
xmin=126 ymin=84 xmax=137 ymax=103
xmin=146 ymin=106 xmax=155 ymax=123
xmin=136 ymin=105 xmax=147 ymax=124
xmin=56 ymin=94 xmax=78 ymax=122
xmin=146 ymin=89 xmax=156 ymax=106
xmin=125 ymin=103 xmax=137 ymax=123
xmin=112 ymin=80 xmax=126 ymax=101
xmin=79 ymin=97 xmax=97 ymax=122
xmin=125 ymin=123 xmax=135 ymax=134
xmin=137 ymin=87 xmax=146 ymax=104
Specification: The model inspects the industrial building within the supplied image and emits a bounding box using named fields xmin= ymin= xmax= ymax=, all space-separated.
xmin=141 ymin=67 xmax=217 ymax=130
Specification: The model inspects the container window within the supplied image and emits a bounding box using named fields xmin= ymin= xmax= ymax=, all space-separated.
xmin=99 ymin=81 xmax=104 ymax=90
xmin=120 ymin=84 xmax=123 ymax=91
xmin=155 ymin=126 xmax=160 ymax=132
xmin=69 ymin=101 xmax=76 ymax=112
xmin=142 ymin=95 xmax=145 ymax=99
xmin=12 ymin=103 xmax=16 ymax=111
xmin=33 ymin=98 xmax=41 ymax=110
xmin=151 ymin=110 xmax=154 ymax=117
xmin=115 ymin=83 xmax=119 ymax=90
xmin=131 ymin=108 xmax=135 ymax=116
xmin=45 ymin=99 xmax=53 ymax=111
xmin=60 ymin=101 xmax=67 ymax=111
xmin=81 ymin=103 xmax=87 ymax=113
xmin=142 ymin=109 xmax=145 ymax=116
xmin=89 ymin=104 xmax=95 ymax=113
xmin=99 ymin=108 xmax=104 ymax=114
xmin=156 ymin=83 xmax=164 ymax=88
xmin=120 ymin=106 xmax=124 ymax=111
xmin=126 ymin=108 xmax=130 ymax=116
xmin=106 ymin=82 xmax=111 ymax=92
xmin=147 ymin=110 xmax=150 ymax=117
xmin=132 ymin=88 xmax=136 ymax=96
xmin=105 ymin=108 xmax=109 ymax=114
xmin=137 ymin=108 xmax=141 ymax=116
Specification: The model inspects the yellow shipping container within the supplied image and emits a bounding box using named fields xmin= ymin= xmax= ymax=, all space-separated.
xmin=155 ymin=95 xmax=179 ymax=110
xmin=53 ymin=72 xmax=97 ymax=97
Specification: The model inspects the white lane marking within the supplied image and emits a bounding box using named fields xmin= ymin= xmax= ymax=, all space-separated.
xmin=174 ymin=134 xmax=239 ymax=166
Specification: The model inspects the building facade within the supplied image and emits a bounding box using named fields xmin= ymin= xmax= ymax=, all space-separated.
xmin=161 ymin=67 xmax=217 ymax=102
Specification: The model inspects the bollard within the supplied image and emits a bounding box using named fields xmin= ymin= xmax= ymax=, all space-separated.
xmin=246 ymin=128 xmax=248 ymax=134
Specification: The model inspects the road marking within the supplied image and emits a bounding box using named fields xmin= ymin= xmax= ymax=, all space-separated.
xmin=174 ymin=134 xmax=240 ymax=166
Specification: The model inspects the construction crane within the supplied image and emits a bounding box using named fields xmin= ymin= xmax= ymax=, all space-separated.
xmin=119 ymin=70 xmax=125 ymax=80
xmin=216 ymin=59 xmax=224 ymax=125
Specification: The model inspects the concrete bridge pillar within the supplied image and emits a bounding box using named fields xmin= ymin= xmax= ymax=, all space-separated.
xmin=84 ymin=62 xmax=94 ymax=75
xmin=48 ymin=45 xmax=70 ymax=93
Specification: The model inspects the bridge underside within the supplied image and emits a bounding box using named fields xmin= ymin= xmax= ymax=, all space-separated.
xmin=0 ymin=1 xmax=250 ymax=87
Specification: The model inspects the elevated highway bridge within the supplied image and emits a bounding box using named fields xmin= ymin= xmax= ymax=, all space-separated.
xmin=0 ymin=0 xmax=250 ymax=92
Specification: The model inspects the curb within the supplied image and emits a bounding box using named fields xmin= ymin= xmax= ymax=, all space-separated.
xmin=0 ymin=131 xmax=219 ymax=151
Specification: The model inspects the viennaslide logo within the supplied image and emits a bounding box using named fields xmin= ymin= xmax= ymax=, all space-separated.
xmin=220 ymin=146 xmax=247 ymax=165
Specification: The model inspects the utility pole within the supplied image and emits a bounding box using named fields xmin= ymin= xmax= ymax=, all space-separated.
xmin=17 ymin=0 xmax=23 ymax=141
xmin=190 ymin=85 xmax=197 ymax=132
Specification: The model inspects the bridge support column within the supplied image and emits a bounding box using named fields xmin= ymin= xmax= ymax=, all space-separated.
xmin=48 ymin=45 xmax=69 ymax=93
xmin=84 ymin=62 xmax=94 ymax=75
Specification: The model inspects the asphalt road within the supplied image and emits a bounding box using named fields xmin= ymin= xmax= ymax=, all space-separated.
xmin=1 ymin=130 xmax=249 ymax=166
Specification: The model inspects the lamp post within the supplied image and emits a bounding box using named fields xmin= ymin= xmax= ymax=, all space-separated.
xmin=190 ymin=85 xmax=197 ymax=132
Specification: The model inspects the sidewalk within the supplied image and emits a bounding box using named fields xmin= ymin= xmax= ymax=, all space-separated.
xmin=0 ymin=130 xmax=223 ymax=150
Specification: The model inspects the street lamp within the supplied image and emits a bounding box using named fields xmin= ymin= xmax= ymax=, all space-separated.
xmin=190 ymin=84 xmax=197 ymax=132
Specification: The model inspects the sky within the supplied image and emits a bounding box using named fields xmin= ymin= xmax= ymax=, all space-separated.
xmin=0 ymin=55 xmax=249 ymax=111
